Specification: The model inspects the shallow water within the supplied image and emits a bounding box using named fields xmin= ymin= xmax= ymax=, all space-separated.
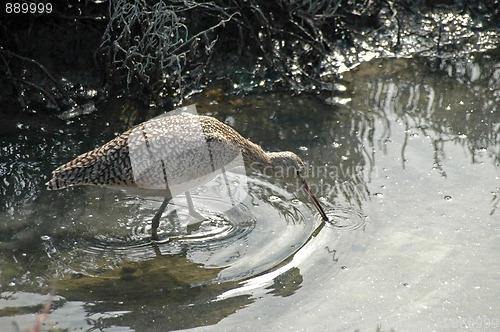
xmin=1 ymin=54 xmax=499 ymax=331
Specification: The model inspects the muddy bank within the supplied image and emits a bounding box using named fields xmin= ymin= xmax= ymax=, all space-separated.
xmin=1 ymin=0 xmax=499 ymax=118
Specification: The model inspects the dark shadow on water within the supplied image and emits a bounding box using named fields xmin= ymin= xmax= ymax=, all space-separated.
xmin=0 ymin=175 xmax=317 ymax=330
xmin=56 ymin=246 xmax=253 ymax=331
xmin=1 ymin=53 xmax=500 ymax=330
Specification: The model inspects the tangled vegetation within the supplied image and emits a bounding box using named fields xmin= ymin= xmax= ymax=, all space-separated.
xmin=0 ymin=0 xmax=499 ymax=111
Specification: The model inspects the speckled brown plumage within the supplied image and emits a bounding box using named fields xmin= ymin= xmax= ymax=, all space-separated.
xmin=46 ymin=113 xmax=304 ymax=193
xmin=46 ymin=111 xmax=329 ymax=239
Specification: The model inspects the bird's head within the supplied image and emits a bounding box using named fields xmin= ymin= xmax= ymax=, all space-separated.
xmin=266 ymin=151 xmax=305 ymax=178
xmin=267 ymin=151 xmax=329 ymax=222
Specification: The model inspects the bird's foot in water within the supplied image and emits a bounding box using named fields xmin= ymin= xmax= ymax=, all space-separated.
xmin=151 ymin=227 xmax=159 ymax=241
xmin=186 ymin=209 xmax=207 ymax=234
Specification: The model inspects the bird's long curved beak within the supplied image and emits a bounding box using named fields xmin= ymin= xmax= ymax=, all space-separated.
xmin=298 ymin=173 xmax=329 ymax=222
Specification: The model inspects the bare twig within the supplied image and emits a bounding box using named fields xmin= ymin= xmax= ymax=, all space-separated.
xmin=0 ymin=50 xmax=69 ymax=101
xmin=7 ymin=77 xmax=61 ymax=110
xmin=11 ymin=293 xmax=54 ymax=332
xmin=0 ymin=52 xmax=28 ymax=109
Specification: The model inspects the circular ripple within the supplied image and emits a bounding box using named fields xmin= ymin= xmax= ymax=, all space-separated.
xmin=54 ymin=174 xmax=322 ymax=284
xmin=323 ymin=204 xmax=367 ymax=231
xmin=56 ymin=190 xmax=362 ymax=292
xmin=84 ymin=197 xmax=256 ymax=263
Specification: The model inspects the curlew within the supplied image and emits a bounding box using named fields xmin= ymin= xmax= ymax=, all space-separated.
xmin=46 ymin=107 xmax=328 ymax=239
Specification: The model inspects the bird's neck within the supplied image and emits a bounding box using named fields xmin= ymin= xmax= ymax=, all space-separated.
xmin=266 ymin=152 xmax=299 ymax=178
xmin=241 ymin=140 xmax=271 ymax=171
xmin=241 ymin=143 xmax=297 ymax=179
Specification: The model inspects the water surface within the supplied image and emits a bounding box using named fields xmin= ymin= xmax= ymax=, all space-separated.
xmin=1 ymin=54 xmax=499 ymax=331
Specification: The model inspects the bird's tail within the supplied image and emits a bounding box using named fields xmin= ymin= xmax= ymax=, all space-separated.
xmin=46 ymin=135 xmax=134 ymax=191
xmin=46 ymin=175 xmax=69 ymax=190
xmin=46 ymin=150 xmax=98 ymax=190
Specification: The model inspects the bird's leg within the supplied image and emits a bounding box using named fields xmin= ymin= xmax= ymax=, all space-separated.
xmin=151 ymin=196 xmax=171 ymax=240
xmin=151 ymin=159 xmax=173 ymax=240
xmin=184 ymin=191 xmax=206 ymax=234
xmin=220 ymin=165 xmax=236 ymax=207
xmin=185 ymin=191 xmax=203 ymax=219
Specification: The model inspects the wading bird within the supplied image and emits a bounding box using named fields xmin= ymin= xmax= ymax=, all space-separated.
xmin=46 ymin=107 xmax=328 ymax=240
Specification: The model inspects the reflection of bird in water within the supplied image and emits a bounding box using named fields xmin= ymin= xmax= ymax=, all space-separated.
xmin=46 ymin=110 xmax=328 ymax=240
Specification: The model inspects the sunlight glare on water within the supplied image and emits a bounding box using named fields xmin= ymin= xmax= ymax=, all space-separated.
xmin=55 ymin=175 xmax=322 ymax=280
xmin=0 ymin=54 xmax=499 ymax=331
